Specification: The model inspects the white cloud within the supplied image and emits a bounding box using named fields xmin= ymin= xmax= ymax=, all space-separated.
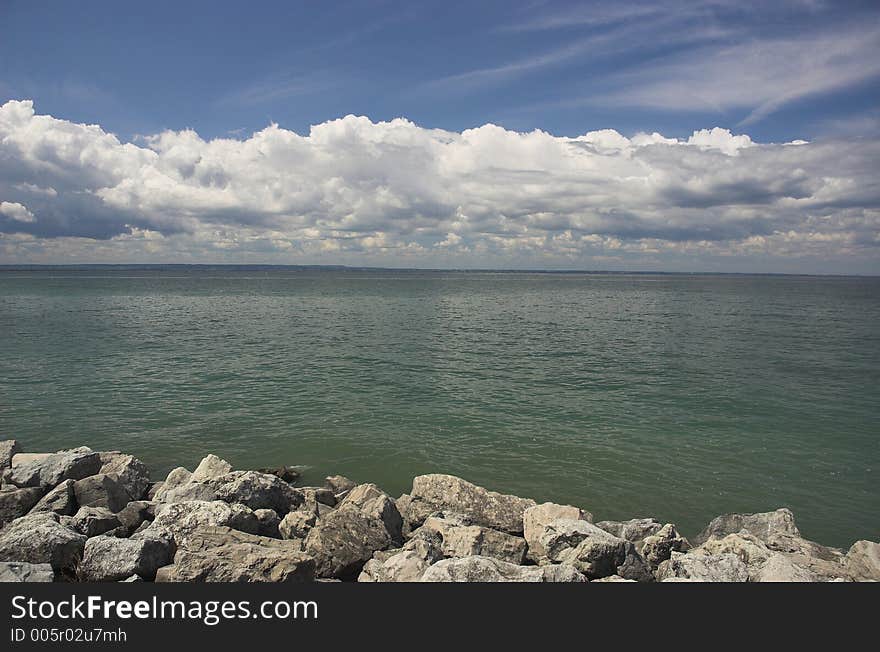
xmin=0 ymin=100 xmax=878 ymax=272
xmin=0 ymin=201 xmax=36 ymax=223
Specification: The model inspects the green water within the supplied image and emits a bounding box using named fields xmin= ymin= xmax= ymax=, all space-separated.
xmin=1 ymin=267 xmax=877 ymax=547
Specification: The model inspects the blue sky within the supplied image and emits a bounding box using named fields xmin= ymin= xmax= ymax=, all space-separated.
xmin=1 ymin=0 xmax=879 ymax=272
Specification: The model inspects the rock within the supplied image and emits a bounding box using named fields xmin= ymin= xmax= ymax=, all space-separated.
xmin=152 ymin=467 xmax=191 ymax=500
xmin=146 ymin=482 xmax=163 ymax=500
xmin=358 ymin=529 xmax=445 ymax=582
xmin=693 ymin=508 xmax=800 ymax=546
xmin=158 ymin=481 xmax=219 ymax=503
xmin=279 ymin=509 xmax=317 ymax=541
xmin=301 ymin=487 xmax=337 ymax=507
xmin=29 ymin=480 xmax=77 ymax=516
xmin=303 ymin=492 xmax=402 ymax=579
xmin=524 ymin=502 xmax=592 ymax=562
xmin=616 ymin=543 xmax=654 ymax=582
xmin=191 ymin=454 xmax=232 ymax=483
xmin=325 ymin=475 xmax=356 ymax=496
xmin=537 ymin=519 xmax=630 ymax=579
xmin=137 ymin=500 xmax=260 ymax=548
xmin=419 ymin=556 xmax=586 ymax=582
xmin=73 ymin=473 xmax=129 ymax=513
xmin=115 ymin=501 xmax=155 ymax=535
xmin=405 ymin=474 xmax=535 ymax=534
xmin=120 ymin=575 xmax=143 ymax=582
xmin=640 ymin=523 xmax=690 ymax=568
xmin=593 ymin=575 xmax=637 ymax=582
xmin=0 ymin=486 xmax=44 ymax=526
xmin=0 ymin=561 xmax=54 ymax=582
xmin=99 ymin=452 xmax=151 ymax=501
xmin=8 ymin=447 xmax=101 ymax=489
xmin=71 ymin=506 xmax=122 ymax=537
xmin=0 ymin=440 xmax=21 ymax=469
xmin=656 ymin=551 xmax=749 ymax=582
xmin=761 ymin=532 xmax=848 ymax=580
xmin=254 ymin=509 xmax=281 ymax=538
xmin=418 ymin=515 xmax=527 ymax=564
xmin=154 ymin=526 xmax=314 ymax=582
xmin=751 ymin=554 xmax=820 ymax=582
xmin=257 ymin=466 xmax=300 ymax=484
xmin=339 ymin=484 xmax=403 ymax=543
xmin=844 ymin=540 xmax=880 ymax=581
xmin=211 ymin=471 xmax=304 ymax=514
xmin=0 ymin=513 xmax=86 ymax=573
xmin=78 ymin=535 xmax=173 ymax=581
xmin=596 ymin=517 xmax=665 ymax=543
xmin=11 ymin=452 xmax=51 ymax=467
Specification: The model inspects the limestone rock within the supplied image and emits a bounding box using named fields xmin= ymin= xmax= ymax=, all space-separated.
xmin=279 ymin=508 xmax=317 ymax=541
xmin=256 ymin=466 xmax=300 ymax=484
xmin=152 ymin=467 xmax=191 ymax=500
xmin=11 ymin=452 xmax=51 ymax=467
xmin=254 ymin=508 xmax=281 ymax=538
xmin=303 ymin=494 xmax=402 ymax=579
xmin=155 ymin=526 xmax=314 ymax=582
xmin=325 ymin=475 xmax=356 ymax=496
xmin=0 ymin=513 xmax=86 ymax=573
xmin=0 ymin=486 xmax=44 ymax=526
xmin=406 ymin=474 xmax=535 ymax=534
xmin=191 ymin=454 xmax=232 ymax=483
xmin=0 ymin=561 xmax=54 ymax=582
xmin=211 ymin=471 xmax=304 ymax=514
xmin=73 ymin=473 xmax=129 ymax=512
xmin=78 ymin=535 xmax=173 ymax=581
xmin=844 ymin=540 xmax=880 ymax=581
xmin=115 ymin=501 xmax=155 ymax=535
xmin=656 ymin=551 xmax=749 ymax=582
xmin=596 ymin=517 xmax=664 ymax=543
xmin=593 ymin=575 xmax=637 ymax=582
xmin=639 ymin=523 xmax=689 ymax=568
xmin=420 ymin=556 xmax=586 ymax=582
xmin=9 ymin=447 xmax=101 ymax=489
xmin=538 ymin=519 xmax=631 ymax=579
xmin=71 ymin=506 xmax=122 ymax=538
xmin=136 ymin=500 xmax=260 ymax=548
xmin=99 ymin=452 xmax=151 ymax=501
xmin=693 ymin=508 xmax=800 ymax=546
xmin=751 ymin=554 xmax=820 ymax=582
xmin=524 ymin=502 xmax=591 ymax=562
xmin=419 ymin=515 xmax=527 ymax=564
xmin=0 ymin=440 xmax=21 ymax=469
xmin=301 ymin=487 xmax=337 ymax=507
xmin=29 ymin=480 xmax=77 ymax=516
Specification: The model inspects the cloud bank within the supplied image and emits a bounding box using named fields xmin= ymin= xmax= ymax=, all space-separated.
xmin=1 ymin=100 xmax=878 ymax=272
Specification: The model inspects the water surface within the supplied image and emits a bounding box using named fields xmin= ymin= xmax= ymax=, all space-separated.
xmin=1 ymin=267 xmax=877 ymax=547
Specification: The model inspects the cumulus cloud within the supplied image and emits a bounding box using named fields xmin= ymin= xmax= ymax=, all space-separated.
xmin=0 ymin=100 xmax=878 ymax=271
xmin=0 ymin=201 xmax=36 ymax=223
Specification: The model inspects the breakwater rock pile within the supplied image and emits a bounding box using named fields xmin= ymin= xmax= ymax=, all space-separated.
xmin=0 ymin=441 xmax=877 ymax=582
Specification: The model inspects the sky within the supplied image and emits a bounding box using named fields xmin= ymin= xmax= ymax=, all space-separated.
xmin=1 ymin=0 xmax=879 ymax=273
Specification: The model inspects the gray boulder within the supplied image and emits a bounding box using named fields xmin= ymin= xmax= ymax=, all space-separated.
xmin=255 ymin=466 xmax=301 ymax=484
xmin=0 ymin=513 xmax=86 ymax=573
xmin=656 ymin=551 xmax=749 ymax=582
xmin=524 ymin=502 xmax=592 ymax=562
xmin=640 ymin=523 xmax=690 ymax=568
xmin=115 ymin=501 xmax=155 ymax=535
xmin=279 ymin=508 xmax=317 ymax=541
xmin=136 ymin=500 xmax=260 ymax=548
xmin=211 ymin=471 xmax=304 ymax=514
xmin=693 ymin=508 xmax=800 ymax=546
xmin=78 ymin=535 xmax=173 ymax=581
xmin=0 ymin=561 xmax=54 ymax=582
xmin=418 ymin=514 xmax=527 ymax=564
xmin=538 ymin=518 xmax=633 ymax=579
xmin=0 ymin=486 xmax=44 ymax=526
xmin=154 ymin=526 xmax=314 ymax=582
xmin=71 ymin=506 xmax=122 ymax=538
xmin=29 ymin=480 xmax=77 ymax=516
xmin=596 ymin=517 xmax=665 ymax=543
xmin=8 ymin=447 xmax=101 ymax=489
xmin=404 ymin=474 xmax=535 ymax=534
xmin=303 ymin=487 xmax=403 ymax=579
xmin=0 ymin=440 xmax=21 ymax=469
xmin=254 ymin=509 xmax=281 ymax=538
xmin=325 ymin=475 xmax=356 ymax=497
xmin=73 ymin=474 xmax=129 ymax=513
xmin=420 ymin=556 xmax=586 ymax=582
xmin=190 ymin=454 xmax=232 ymax=483
xmin=844 ymin=540 xmax=880 ymax=581
xmin=152 ymin=467 xmax=191 ymax=501
xmin=99 ymin=452 xmax=151 ymax=501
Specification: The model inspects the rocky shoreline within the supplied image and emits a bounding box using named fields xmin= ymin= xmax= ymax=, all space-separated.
xmin=0 ymin=440 xmax=877 ymax=582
